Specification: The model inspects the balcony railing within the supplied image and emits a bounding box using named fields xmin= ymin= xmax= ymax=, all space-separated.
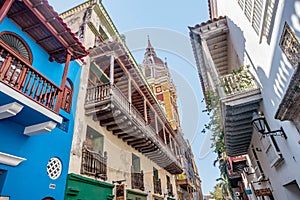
xmin=153 ymin=176 xmax=162 ymax=195
xmin=131 ymin=170 xmax=144 ymax=191
xmin=85 ymin=83 xmax=180 ymax=166
xmin=0 ymin=40 xmax=61 ymax=113
xmin=81 ymin=145 xmax=107 ymax=180
xmin=220 ymin=70 xmax=258 ymax=97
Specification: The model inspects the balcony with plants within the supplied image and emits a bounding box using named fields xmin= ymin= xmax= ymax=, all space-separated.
xmin=190 ymin=16 xmax=262 ymax=157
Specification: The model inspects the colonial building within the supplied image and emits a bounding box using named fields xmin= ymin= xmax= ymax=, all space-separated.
xmin=141 ymin=39 xmax=203 ymax=200
xmin=190 ymin=0 xmax=300 ymax=199
xmin=60 ymin=1 xmax=183 ymax=200
xmin=0 ymin=0 xmax=87 ymax=199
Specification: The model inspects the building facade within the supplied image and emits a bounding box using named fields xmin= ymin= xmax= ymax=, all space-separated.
xmin=60 ymin=1 xmax=183 ymax=200
xmin=0 ymin=0 xmax=87 ymax=199
xmin=140 ymin=38 xmax=203 ymax=200
xmin=190 ymin=0 xmax=300 ymax=199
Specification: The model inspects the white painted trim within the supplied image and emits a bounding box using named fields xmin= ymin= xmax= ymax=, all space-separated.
xmin=0 ymin=152 xmax=26 ymax=166
xmin=24 ymin=121 xmax=57 ymax=136
xmin=0 ymin=82 xmax=62 ymax=123
xmin=0 ymin=102 xmax=23 ymax=120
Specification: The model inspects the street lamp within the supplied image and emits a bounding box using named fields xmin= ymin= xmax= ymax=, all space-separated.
xmin=252 ymin=112 xmax=287 ymax=139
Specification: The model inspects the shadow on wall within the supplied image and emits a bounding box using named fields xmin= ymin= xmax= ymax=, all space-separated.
xmin=226 ymin=17 xmax=246 ymax=67
xmin=261 ymin=0 xmax=300 ymax=113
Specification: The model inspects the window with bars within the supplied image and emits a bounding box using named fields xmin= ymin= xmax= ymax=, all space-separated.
xmin=237 ymin=0 xmax=275 ymax=41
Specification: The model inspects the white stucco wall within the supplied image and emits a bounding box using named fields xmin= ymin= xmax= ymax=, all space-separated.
xmin=69 ymin=55 xmax=177 ymax=200
xmin=215 ymin=0 xmax=300 ymax=199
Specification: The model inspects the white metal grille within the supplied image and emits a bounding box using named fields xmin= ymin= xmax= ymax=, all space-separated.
xmin=47 ymin=157 xmax=62 ymax=180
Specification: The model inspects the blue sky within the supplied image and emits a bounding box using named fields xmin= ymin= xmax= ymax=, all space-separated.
xmin=48 ymin=0 xmax=220 ymax=195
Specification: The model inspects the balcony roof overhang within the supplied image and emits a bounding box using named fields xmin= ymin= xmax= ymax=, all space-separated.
xmin=1 ymin=0 xmax=87 ymax=63
xmin=85 ymin=95 xmax=183 ymax=174
xmin=221 ymin=90 xmax=262 ymax=157
xmin=88 ymin=41 xmax=179 ymax=141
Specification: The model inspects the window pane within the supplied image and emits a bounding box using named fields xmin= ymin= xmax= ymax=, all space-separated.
xmin=86 ymin=126 xmax=104 ymax=154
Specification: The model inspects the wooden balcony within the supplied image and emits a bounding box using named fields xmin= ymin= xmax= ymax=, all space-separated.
xmin=81 ymin=145 xmax=107 ymax=180
xmin=190 ymin=17 xmax=262 ymax=157
xmin=219 ymin=71 xmax=261 ymax=157
xmin=0 ymin=40 xmax=61 ymax=113
xmin=153 ymin=176 xmax=162 ymax=195
xmin=85 ymin=82 xmax=182 ymax=174
xmin=131 ymin=170 xmax=144 ymax=191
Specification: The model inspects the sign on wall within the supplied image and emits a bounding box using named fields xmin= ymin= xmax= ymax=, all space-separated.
xmin=254 ymin=188 xmax=272 ymax=196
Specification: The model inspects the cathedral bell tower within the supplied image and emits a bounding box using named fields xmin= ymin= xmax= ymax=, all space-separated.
xmin=141 ymin=37 xmax=180 ymax=130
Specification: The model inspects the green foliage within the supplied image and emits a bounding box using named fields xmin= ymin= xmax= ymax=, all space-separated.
xmin=210 ymin=180 xmax=232 ymax=200
xmin=221 ymin=65 xmax=254 ymax=94
xmin=201 ymin=89 xmax=224 ymax=154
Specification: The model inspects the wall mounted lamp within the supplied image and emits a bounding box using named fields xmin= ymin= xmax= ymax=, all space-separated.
xmin=252 ymin=112 xmax=287 ymax=139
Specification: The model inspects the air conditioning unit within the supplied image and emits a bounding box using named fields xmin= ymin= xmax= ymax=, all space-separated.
xmin=235 ymin=192 xmax=240 ymax=197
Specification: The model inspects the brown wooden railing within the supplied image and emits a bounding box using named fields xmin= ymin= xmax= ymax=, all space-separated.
xmin=0 ymin=40 xmax=61 ymax=113
xmin=81 ymin=145 xmax=107 ymax=180
xmin=153 ymin=176 xmax=162 ymax=195
xmin=131 ymin=170 xmax=144 ymax=191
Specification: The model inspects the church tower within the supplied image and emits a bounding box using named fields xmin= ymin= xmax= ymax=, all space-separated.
xmin=141 ymin=37 xmax=180 ymax=130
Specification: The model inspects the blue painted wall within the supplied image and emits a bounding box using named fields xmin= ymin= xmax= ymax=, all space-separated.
xmin=0 ymin=16 xmax=82 ymax=199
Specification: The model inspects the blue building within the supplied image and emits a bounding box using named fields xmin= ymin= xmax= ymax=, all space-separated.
xmin=0 ymin=0 xmax=87 ymax=199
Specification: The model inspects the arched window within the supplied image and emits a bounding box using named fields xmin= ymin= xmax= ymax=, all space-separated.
xmin=145 ymin=67 xmax=151 ymax=77
xmin=61 ymin=78 xmax=73 ymax=113
xmin=0 ymin=31 xmax=33 ymax=64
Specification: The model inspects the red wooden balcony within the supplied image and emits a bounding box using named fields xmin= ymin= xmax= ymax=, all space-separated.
xmin=0 ymin=40 xmax=61 ymax=113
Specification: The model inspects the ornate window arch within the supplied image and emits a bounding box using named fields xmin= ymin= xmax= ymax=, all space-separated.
xmin=0 ymin=31 xmax=33 ymax=64
xmin=61 ymin=78 xmax=73 ymax=113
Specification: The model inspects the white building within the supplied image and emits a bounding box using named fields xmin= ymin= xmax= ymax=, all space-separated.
xmin=59 ymin=1 xmax=183 ymax=200
xmin=190 ymin=0 xmax=300 ymax=199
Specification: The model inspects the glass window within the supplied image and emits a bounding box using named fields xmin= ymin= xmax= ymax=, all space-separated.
xmin=153 ymin=167 xmax=158 ymax=180
xmin=132 ymin=154 xmax=140 ymax=173
xmin=85 ymin=126 xmax=104 ymax=154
